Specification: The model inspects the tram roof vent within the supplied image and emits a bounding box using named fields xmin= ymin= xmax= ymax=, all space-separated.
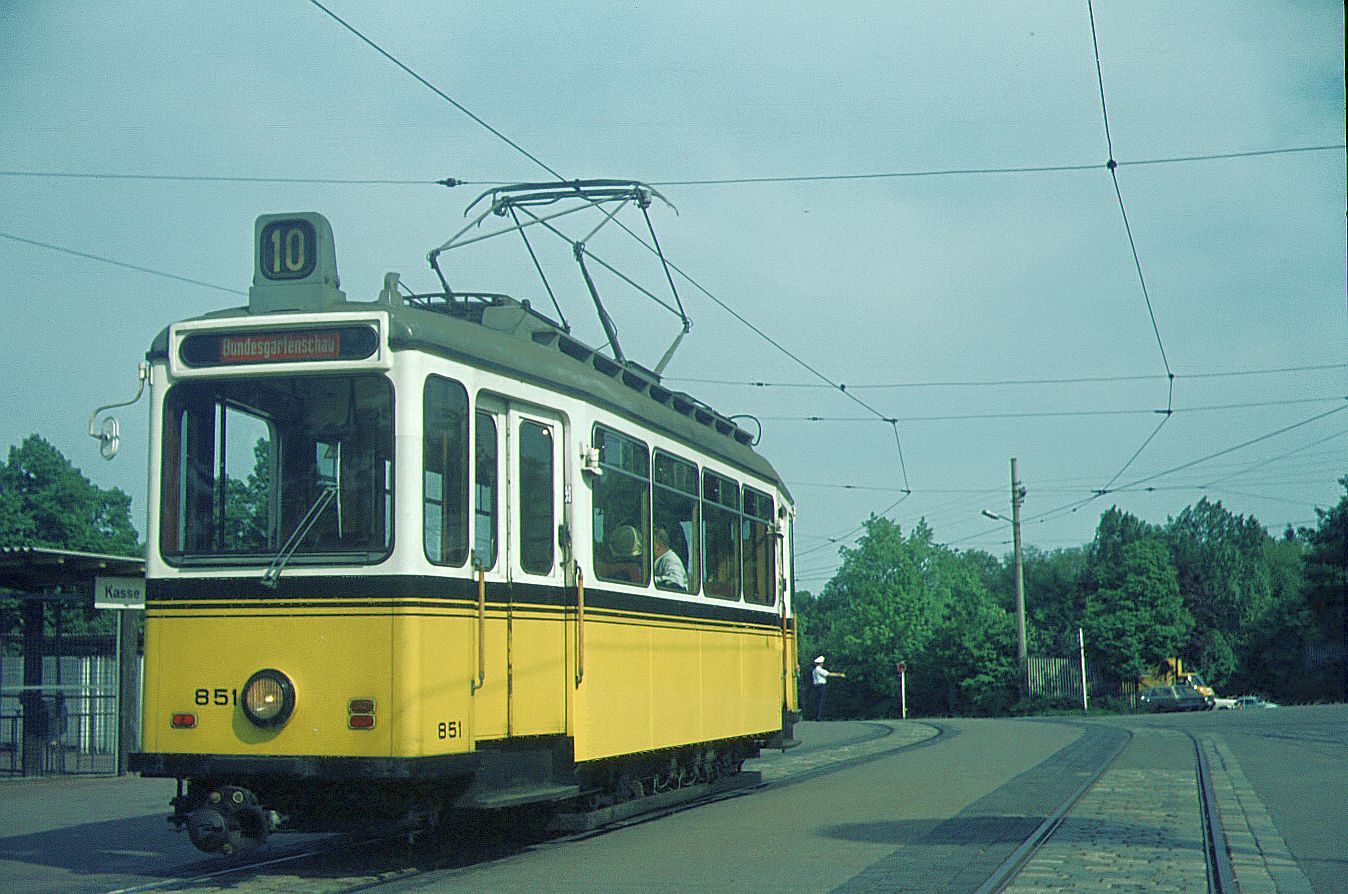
xmin=248 ymin=212 xmax=346 ymax=314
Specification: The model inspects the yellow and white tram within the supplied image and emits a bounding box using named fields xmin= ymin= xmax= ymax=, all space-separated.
xmin=129 ymin=194 xmax=800 ymax=854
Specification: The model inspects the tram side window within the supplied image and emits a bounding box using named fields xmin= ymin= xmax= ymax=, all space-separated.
xmin=703 ymin=470 xmax=740 ymax=600
xmin=474 ymin=412 xmax=498 ymax=569
xmin=591 ymin=426 xmax=650 ymax=586
xmin=424 ymin=377 xmax=469 ymax=566
xmin=518 ymin=420 xmax=554 ymax=575
xmin=653 ymin=452 xmax=699 ymax=594
xmin=742 ymin=486 xmax=775 ymax=605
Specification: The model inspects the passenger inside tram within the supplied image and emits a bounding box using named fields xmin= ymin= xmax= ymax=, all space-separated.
xmin=598 ymin=523 xmax=645 ymax=583
xmin=652 ymin=526 xmax=688 ymax=592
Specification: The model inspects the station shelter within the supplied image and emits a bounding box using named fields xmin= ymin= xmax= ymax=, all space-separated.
xmin=0 ymin=546 xmax=144 ymax=776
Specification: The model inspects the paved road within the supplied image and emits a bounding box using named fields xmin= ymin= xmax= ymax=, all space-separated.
xmin=1 ymin=706 xmax=1342 ymax=893
xmin=1106 ymin=704 xmax=1347 ymax=894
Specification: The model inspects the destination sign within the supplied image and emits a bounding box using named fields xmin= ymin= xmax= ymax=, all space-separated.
xmin=179 ymin=325 xmax=379 ymax=367
xmin=220 ymin=330 xmax=340 ymax=363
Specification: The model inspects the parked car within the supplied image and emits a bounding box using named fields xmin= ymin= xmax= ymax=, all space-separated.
xmin=1213 ymin=696 xmax=1238 ymax=710
xmin=1139 ymin=684 xmax=1215 ymax=713
xmin=1234 ymin=695 xmax=1279 ymax=709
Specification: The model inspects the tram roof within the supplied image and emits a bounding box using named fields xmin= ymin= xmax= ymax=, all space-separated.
xmin=151 ymin=294 xmax=791 ymax=500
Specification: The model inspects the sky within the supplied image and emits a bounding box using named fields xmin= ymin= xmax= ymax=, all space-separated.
xmin=0 ymin=1 xmax=1343 ymax=589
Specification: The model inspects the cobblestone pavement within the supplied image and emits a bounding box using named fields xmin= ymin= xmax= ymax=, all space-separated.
xmin=1001 ymin=763 xmax=1208 ymax=893
xmin=748 ymin=720 xmax=941 ymax=783
xmin=993 ymin=724 xmax=1320 ymax=894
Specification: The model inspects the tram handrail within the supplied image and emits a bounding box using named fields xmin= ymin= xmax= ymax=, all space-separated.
xmin=575 ymin=567 xmax=585 ymax=687
xmin=471 ymin=560 xmax=485 ymax=694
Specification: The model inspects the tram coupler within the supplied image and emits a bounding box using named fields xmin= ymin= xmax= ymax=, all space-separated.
xmin=176 ymin=785 xmax=278 ymax=855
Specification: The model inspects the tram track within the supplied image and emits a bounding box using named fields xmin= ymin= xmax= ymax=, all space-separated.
xmin=974 ymin=724 xmax=1235 ymax=894
xmin=95 ymin=720 xmax=929 ymax=894
xmin=99 ymin=719 xmax=1240 ymax=894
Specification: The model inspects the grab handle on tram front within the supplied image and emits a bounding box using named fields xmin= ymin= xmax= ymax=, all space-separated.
xmin=471 ymin=555 xmax=485 ymax=694
xmin=575 ymin=566 xmax=585 ymax=687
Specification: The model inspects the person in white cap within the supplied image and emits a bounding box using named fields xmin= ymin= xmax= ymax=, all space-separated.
xmin=811 ymin=655 xmax=845 ymax=721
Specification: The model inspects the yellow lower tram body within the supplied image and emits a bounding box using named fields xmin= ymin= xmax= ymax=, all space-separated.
xmin=133 ymin=578 xmax=799 ymax=854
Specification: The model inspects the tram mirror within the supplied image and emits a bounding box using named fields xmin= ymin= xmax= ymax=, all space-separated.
xmin=316 ymin=439 xmax=344 ymax=537
xmin=97 ymin=416 xmax=121 ymax=460
xmin=316 ymin=440 xmax=341 ymax=487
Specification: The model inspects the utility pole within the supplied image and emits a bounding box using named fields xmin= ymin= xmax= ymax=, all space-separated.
xmin=982 ymin=461 xmax=1029 ymax=696
xmin=1010 ymin=458 xmax=1027 ymax=696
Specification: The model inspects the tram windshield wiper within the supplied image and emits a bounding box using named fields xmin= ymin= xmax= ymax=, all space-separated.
xmin=260 ymin=483 xmax=337 ymax=589
xmin=261 ymin=440 xmax=343 ymax=589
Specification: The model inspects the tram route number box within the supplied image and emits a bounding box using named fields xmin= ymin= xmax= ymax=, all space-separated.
xmin=94 ymin=575 xmax=146 ymax=610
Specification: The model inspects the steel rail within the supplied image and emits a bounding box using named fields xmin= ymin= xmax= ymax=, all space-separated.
xmin=973 ymin=727 xmax=1131 ymax=894
xmin=1191 ymin=733 xmax=1237 ymax=894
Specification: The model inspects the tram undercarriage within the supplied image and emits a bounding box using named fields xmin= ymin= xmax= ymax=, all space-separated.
xmin=165 ymin=734 xmax=776 ymax=854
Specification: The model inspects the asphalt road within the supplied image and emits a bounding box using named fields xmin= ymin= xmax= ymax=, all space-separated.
xmin=0 ymin=705 xmax=1342 ymax=893
xmin=1106 ymin=703 xmax=1348 ymax=894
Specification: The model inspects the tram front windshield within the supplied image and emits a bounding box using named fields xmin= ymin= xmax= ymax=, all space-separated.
xmin=160 ymin=374 xmax=393 ymax=565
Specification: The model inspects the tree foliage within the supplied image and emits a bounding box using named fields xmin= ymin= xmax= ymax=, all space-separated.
xmin=1082 ymin=538 xmax=1192 ymax=682
xmin=1302 ymin=476 xmax=1347 ymax=645
xmin=0 ymin=435 xmax=141 ymax=555
xmin=0 ymin=435 xmax=143 ymax=639
xmin=798 ymin=516 xmax=1016 ymax=717
xmin=1163 ymin=499 xmax=1272 ymax=688
xmin=798 ymin=478 xmax=1344 ymax=717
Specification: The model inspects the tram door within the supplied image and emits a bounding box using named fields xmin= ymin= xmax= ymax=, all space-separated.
xmin=477 ymin=396 xmax=568 ymax=738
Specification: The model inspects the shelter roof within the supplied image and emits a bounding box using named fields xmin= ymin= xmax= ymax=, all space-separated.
xmin=0 ymin=546 xmax=144 ymax=596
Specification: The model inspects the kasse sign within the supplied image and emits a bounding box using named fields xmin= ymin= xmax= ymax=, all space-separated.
xmin=94 ymin=575 xmax=145 ymax=610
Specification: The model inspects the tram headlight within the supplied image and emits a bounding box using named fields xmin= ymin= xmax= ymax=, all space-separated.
xmin=241 ymin=669 xmax=295 ymax=729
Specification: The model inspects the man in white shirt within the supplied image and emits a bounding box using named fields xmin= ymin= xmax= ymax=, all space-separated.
xmin=652 ymin=527 xmax=687 ymax=591
xmin=811 ymin=655 xmax=845 ymax=721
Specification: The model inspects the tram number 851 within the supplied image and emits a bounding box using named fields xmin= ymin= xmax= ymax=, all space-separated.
xmin=195 ymin=688 xmax=237 ymax=706
xmin=437 ymin=721 xmax=461 ymax=739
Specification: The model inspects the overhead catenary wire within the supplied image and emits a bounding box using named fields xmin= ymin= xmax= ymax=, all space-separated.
xmin=304 ymin=0 xmax=916 ymax=495
xmin=7 ymin=6 xmax=1331 ymax=569
xmin=1085 ymin=0 xmax=1177 ymax=501
xmin=1013 ymin=402 xmax=1348 ymax=528
xmin=753 ymin=395 xmax=1347 ymax=423
xmin=305 ymin=0 xmax=565 ymax=182
xmin=1 ymin=143 xmax=1339 ymax=188
xmin=0 ymin=230 xmax=246 ymax=296
xmin=666 ymin=363 xmax=1348 ymax=390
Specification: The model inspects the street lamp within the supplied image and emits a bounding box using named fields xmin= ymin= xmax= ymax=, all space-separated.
xmin=982 ymin=458 xmax=1028 ymax=695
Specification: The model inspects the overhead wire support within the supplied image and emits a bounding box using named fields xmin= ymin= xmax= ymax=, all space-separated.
xmin=1085 ymin=0 xmax=1177 ymax=498
xmin=1018 ymin=402 xmax=1348 ymax=528
xmin=666 ymin=363 xmax=1348 ymax=390
xmin=507 ymin=206 xmax=569 ymax=331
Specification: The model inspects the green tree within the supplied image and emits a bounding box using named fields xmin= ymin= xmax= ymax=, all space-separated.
xmin=1083 ymin=506 xmax=1160 ymax=593
xmin=1238 ymin=535 xmax=1311 ymax=699
xmin=1020 ymin=546 xmax=1086 ymax=655
xmin=0 ymin=435 xmax=140 ymax=554
xmin=1082 ymin=538 xmax=1192 ymax=683
xmin=807 ymin=516 xmax=1000 ymax=717
xmin=927 ymin=584 xmax=1019 ymax=715
xmin=0 ymin=435 xmax=143 ymax=639
xmin=1164 ymin=499 xmax=1274 ymax=689
xmin=1302 ymin=476 xmax=1347 ymax=647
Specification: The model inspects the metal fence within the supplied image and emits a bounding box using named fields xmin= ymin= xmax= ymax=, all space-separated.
xmin=1305 ymin=639 xmax=1346 ymax=671
xmin=1026 ymin=655 xmax=1116 ymax=702
xmin=1 ymin=654 xmax=138 ymax=776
